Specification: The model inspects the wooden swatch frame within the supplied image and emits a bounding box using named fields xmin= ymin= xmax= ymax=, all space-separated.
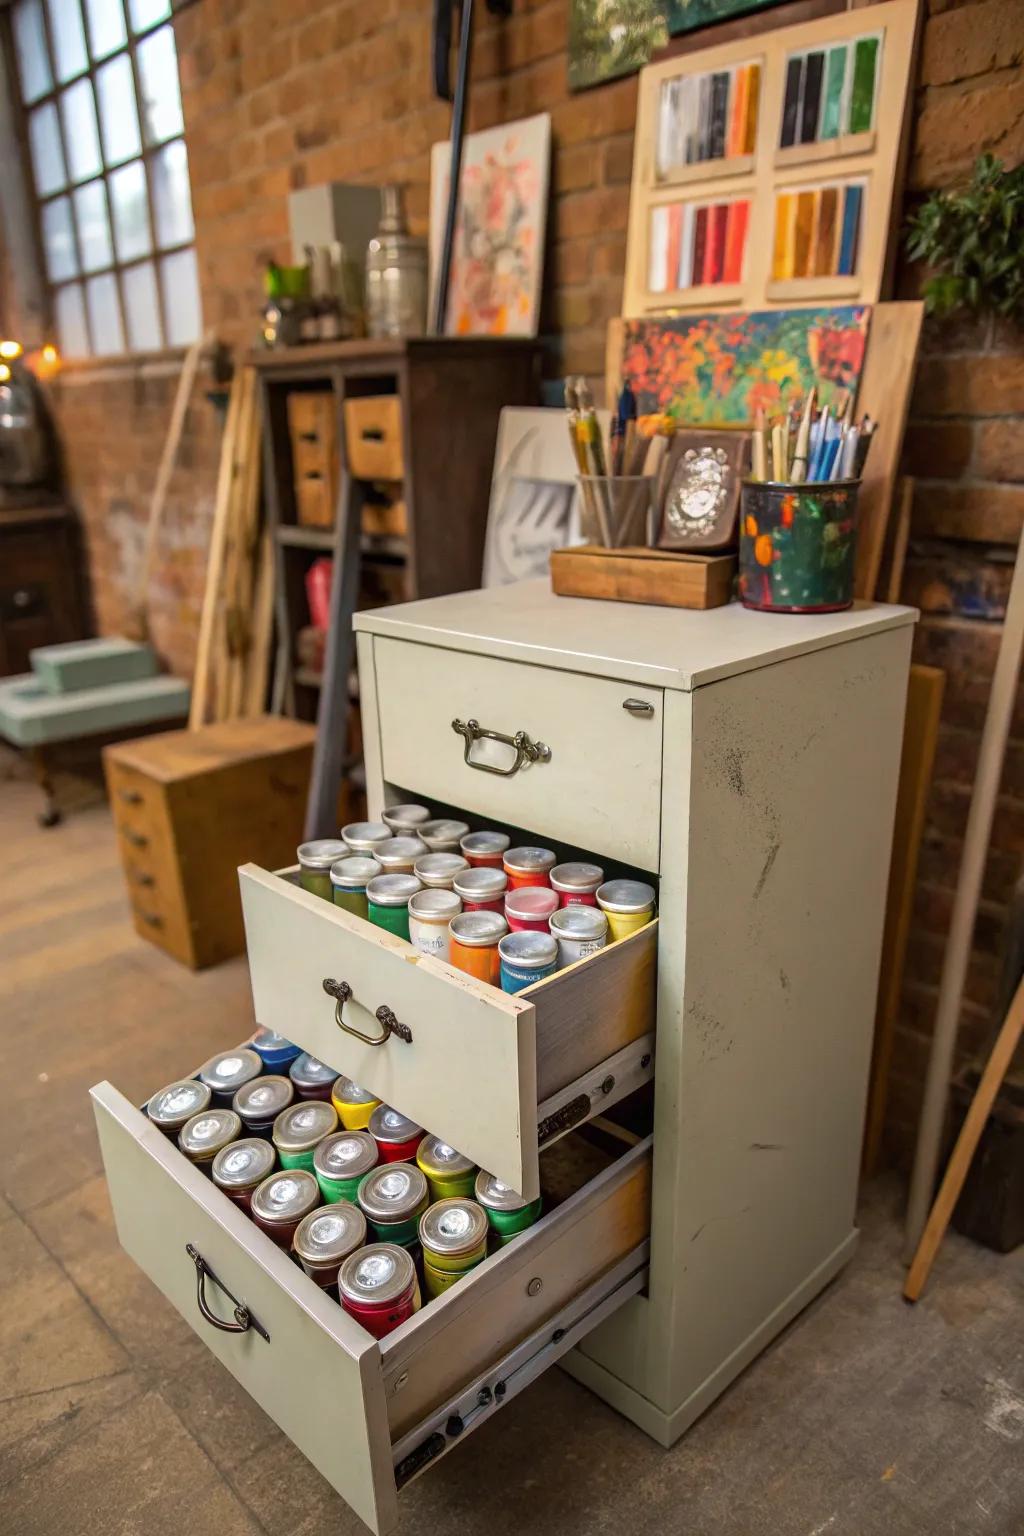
xmin=622 ymin=0 xmax=919 ymax=316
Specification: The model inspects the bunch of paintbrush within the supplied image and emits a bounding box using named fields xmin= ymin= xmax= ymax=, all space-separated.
xmin=749 ymin=388 xmax=877 ymax=485
xmin=565 ymin=378 xmax=679 ymax=546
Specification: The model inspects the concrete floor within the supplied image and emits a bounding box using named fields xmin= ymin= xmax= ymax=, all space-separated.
xmin=2 ymin=766 xmax=1024 ymax=1536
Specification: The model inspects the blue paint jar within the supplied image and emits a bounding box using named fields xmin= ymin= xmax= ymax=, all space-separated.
xmin=250 ymin=1028 xmax=302 ymax=1071
xmin=498 ymin=930 xmax=558 ymax=993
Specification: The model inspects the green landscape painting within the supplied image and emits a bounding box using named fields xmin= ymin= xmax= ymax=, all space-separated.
xmin=568 ymin=0 xmax=785 ymax=91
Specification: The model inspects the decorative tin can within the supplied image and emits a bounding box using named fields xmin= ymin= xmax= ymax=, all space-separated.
xmin=452 ymin=865 xmax=507 ymax=914
xmin=408 ymin=887 xmax=461 ymax=962
xmin=331 ymin=1077 xmax=382 ymax=1131
xmin=338 ymin=1243 xmax=421 ymax=1338
xmin=596 ymin=879 xmax=656 ymax=941
xmin=550 ymin=861 xmax=604 ymax=907
xmin=293 ymin=1201 xmax=367 ymax=1288
xmin=199 ymin=1047 xmax=262 ymax=1107
xmin=289 ymin=1053 xmax=340 ymax=1102
xmin=249 ymin=1028 xmax=301 ymax=1071
xmin=178 ymin=1108 xmax=241 ymax=1172
xmin=314 ymin=1129 xmax=379 ymax=1203
xmin=499 ymin=929 xmax=558 ymax=993
xmin=505 ymin=885 xmax=558 ymax=933
xmin=341 ymin=820 xmax=391 ymax=855
xmin=419 ymin=818 xmax=470 ymax=852
xmin=233 ymin=1074 xmax=294 ymax=1138
xmin=448 ymin=909 xmax=507 ymax=986
xmin=147 ymin=1078 xmax=211 ymax=1136
xmin=739 ymin=479 xmax=860 ymax=613
xmin=413 ymin=852 xmax=469 ymax=890
xmin=329 ymin=855 xmax=382 ymax=921
xmin=375 ymin=836 xmax=428 ymax=875
xmin=460 ymin=830 xmax=510 ymax=867
xmin=369 ymin=1104 xmax=425 ymax=1164
xmin=250 ymin=1168 xmax=320 ymax=1248
xmin=381 ymin=803 xmax=431 ymax=835
xmin=366 ymin=872 xmax=422 ymax=941
xmin=212 ymin=1138 xmax=276 ymax=1210
xmin=417 ymin=1135 xmax=478 ymax=1202
xmin=419 ymin=1198 xmax=488 ymax=1273
xmin=549 ymin=903 xmax=608 ymax=968
xmin=503 ymin=846 xmax=557 ymax=890
xmin=357 ymin=1162 xmax=430 ymax=1246
xmin=475 ymin=1170 xmax=543 ymax=1236
xmin=297 ymin=838 xmax=349 ymax=901
xmin=272 ymin=1100 xmax=339 ymax=1171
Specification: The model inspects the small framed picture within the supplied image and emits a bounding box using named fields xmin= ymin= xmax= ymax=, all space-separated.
xmin=656 ymin=430 xmax=750 ymax=551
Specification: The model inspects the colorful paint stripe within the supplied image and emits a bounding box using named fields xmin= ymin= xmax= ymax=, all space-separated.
xmin=779 ymin=31 xmax=883 ymax=148
xmin=648 ymin=198 xmax=751 ymax=293
xmin=656 ymin=61 xmax=761 ymax=178
xmin=772 ymin=180 xmax=865 ymax=280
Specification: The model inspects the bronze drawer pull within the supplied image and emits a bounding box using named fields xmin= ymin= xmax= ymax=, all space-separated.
xmin=186 ymin=1244 xmax=270 ymax=1341
xmin=451 ymin=718 xmax=551 ymax=777
xmin=322 ymin=979 xmax=414 ymax=1045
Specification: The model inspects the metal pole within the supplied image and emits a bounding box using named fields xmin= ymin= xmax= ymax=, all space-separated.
xmin=432 ymin=0 xmax=475 ymax=335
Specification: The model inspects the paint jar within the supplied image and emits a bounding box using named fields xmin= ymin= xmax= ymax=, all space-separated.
xmin=448 ymin=909 xmax=507 ymax=986
xmin=452 ymin=865 xmax=507 ymax=914
xmin=341 ymin=820 xmax=391 ymax=855
xmin=505 ymin=885 xmax=558 ymax=933
xmin=550 ymin=861 xmax=604 ymax=907
xmin=329 ymin=855 xmax=382 ymax=921
xmin=739 ymin=479 xmax=860 ymax=613
xmin=419 ymin=818 xmax=470 ymax=853
xmin=250 ymin=1169 xmax=320 ymax=1248
xmin=375 ymin=836 xmax=428 ymax=875
xmin=381 ymin=804 xmax=431 ymax=836
xmin=212 ymin=1138 xmax=276 ymax=1211
xmin=366 ymin=873 xmax=422 ymax=941
xmin=338 ymin=1243 xmax=421 ymax=1338
xmin=297 ymin=839 xmax=349 ymax=901
xmin=233 ymin=1074 xmax=294 ymax=1138
xmin=272 ymin=1100 xmax=339 ymax=1171
xmin=549 ymin=903 xmax=608 ymax=968
xmin=147 ymin=1078 xmax=211 ymax=1136
xmin=249 ymin=1028 xmax=302 ymax=1071
xmin=314 ymin=1130 xmax=379 ymax=1203
xmin=417 ymin=1135 xmax=478 ymax=1202
xmin=357 ymin=1162 xmax=430 ymax=1247
xmin=408 ymin=888 xmax=461 ymax=962
xmin=178 ymin=1109 xmax=242 ymax=1174
xmin=499 ymin=929 xmax=558 ymax=993
xmin=504 ymin=846 xmax=557 ymax=890
xmin=199 ymin=1047 xmax=262 ymax=1107
xmin=289 ymin=1053 xmax=340 ymax=1102
xmin=369 ymin=1104 xmax=425 ymax=1164
xmin=461 ymin=830 xmax=510 ymax=868
xmin=596 ymin=879 xmax=656 ymax=941
xmin=419 ymin=1199 xmax=488 ymax=1294
xmin=331 ymin=1077 xmax=382 ymax=1131
xmin=293 ymin=1201 xmax=367 ymax=1289
xmin=413 ymin=852 xmax=468 ymax=890
xmin=475 ymin=1170 xmax=543 ymax=1236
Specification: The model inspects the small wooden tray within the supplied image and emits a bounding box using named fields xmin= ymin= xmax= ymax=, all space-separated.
xmin=550 ymin=545 xmax=736 ymax=610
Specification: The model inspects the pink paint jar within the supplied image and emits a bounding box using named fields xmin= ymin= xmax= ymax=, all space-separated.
xmin=549 ymin=861 xmax=604 ymax=907
xmin=503 ymin=846 xmax=556 ymax=890
xmin=338 ymin=1243 xmax=422 ymax=1338
xmin=505 ymin=885 xmax=559 ymax=933
xmin=460 ymin=830 xmax=510 ymax=868
xmin=453 ymin=865 xmax=507 ymax=914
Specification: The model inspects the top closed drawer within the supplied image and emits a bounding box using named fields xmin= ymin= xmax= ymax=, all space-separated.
xmin=371 ymin=637 xmax=663 ymax=872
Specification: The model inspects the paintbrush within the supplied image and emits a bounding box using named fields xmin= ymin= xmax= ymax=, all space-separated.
xmin=574 ymin=376 xmax=613 ymax=544
xmin=751 ymin=407 xmax=767 ymax=481
xmin=790 ymin=388 xmax=815 ymax=483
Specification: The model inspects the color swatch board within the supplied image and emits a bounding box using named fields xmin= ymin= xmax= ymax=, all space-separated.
xmin=624 ymin=0 xmax=918 ymax=316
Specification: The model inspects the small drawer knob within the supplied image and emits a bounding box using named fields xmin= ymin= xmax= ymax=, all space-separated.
xmin=622 ymin=698 xmax=654 ymax=717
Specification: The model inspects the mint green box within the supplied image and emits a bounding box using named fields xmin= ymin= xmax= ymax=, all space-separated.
xmin=31 ymin=638 xmax=159 ymax=695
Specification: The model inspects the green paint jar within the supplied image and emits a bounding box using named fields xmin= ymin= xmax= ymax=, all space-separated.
xmin=297 ymin=839 xmax=349 ymax=901
xmin=366 ymin=873 xmax=422 ymax=942
xmin=475 ymin=1170 xmax=543 ymax=1236
xmin=329 ymin=855 xmax=382 ymax=921
xmin=272 ymin=1100 xmax=338 ymax=1171
xmin=358 ymin=1162 xmax=429 ymax=1247
xmin=416 ymin=1135 xmax=478 ymax=1203
xmin=314 ymin=1130 xmax=378 ymax=1203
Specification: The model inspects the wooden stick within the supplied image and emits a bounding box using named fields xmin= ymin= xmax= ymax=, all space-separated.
xmin=885 ymin=476 xmax=913 ymax=604
xmin=242 ymin=526 xmax=275 ymax=716
xmin=189 ymin=366 xmax=242 ymax=729
xmin=904 ymin=970 xmax=1024 ymax=1302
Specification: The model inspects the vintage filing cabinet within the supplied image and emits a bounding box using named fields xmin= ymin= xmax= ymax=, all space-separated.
xmin=92 ymin=580 xmax=913 ymax=1532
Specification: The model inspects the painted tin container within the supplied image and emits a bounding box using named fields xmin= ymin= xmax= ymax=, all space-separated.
xmin=297 ymin=838 xmax=349 ymax=901
xmin=419 ymin=1198 xmax=488 ymax=1272
xmin=505 ymin=885 xmax=558 ymax=933
xmin=381 ymin=804 xmax=431 ymax=835
xmin=329 ymin=855 xmax=382 ymax=921
xmin=449 ymin=909 xmax=507 ymax=986
xmin=549 ymin=903 xmax=608 ymax=968
xmin=374 ymin=836 xmax=428 ymax=875
xmin=596 ymin=879 xmax=656 ymax=941
xmin=739 ymin=479 xmax=860 ymax=613
xmin=199 ymin=1047 xmax=262 ymax=1107
xmin=314 ymin=1129 xmax=378 ymax=1203
xmin=147 ymin=1078 xmax=211 ymax=1136
xmin=452 ymin=865 xmax=507 ymax=914
xmin=272 ymin=1100 xmax=339 ymax=1171
xmin=504 ymin=846 xmax=557 ymax=889
xmin=289 ymin=1053 xmax=340 ymax=1102
xmin=550 ymin=861 xmax=604 ymax=907
xmin=233 ymin=1074 xmax=294 ymax=1138
xmin=419 ymin=818 xmax=470 ymax=852
xmin=413 ymin=852 xmax=469 ymax=890
xmin=499 ymin=929 xmax=558 ymax=993
xmin=212 ymin=1137 xmax=276 ymax=1210
xmin=249 ymin=1028 xmax=302 ymax=1071
xmin=178 ymin=1108 xmax=241 ymax=1172
xmin=338 ymin=1243 xmax=421 ymax=1338
xmin=293 ymin=1201 xmax=367 ymax=1288
xmin=341 ymin=821 xmax=391 ymax=855
xmin=460 ymin=830 xmax=510 ymax=868
xmin=417 ymin=1136 xmax=478 ymax=1202
xmin=250 ymin=1168 xmax=320 ymax=1248
xmin=408 ymin=887 xmax=461 ymax=962
xmin=331 ymin=1077 xmax=382 ymax=1131
xmin=357 ymin=1162 xmax=430 ymax=1246
xmin=475 ymin=1170 xmax=543 ymax=1236
xmin=369 ymin=1104 xmax=425 ymax=1164
xmin=366 ymin=872 xmax=422 ymax=940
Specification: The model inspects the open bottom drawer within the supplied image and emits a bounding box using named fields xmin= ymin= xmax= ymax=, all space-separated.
xmin=91 ymin=1081 xmax=651 ymax=1536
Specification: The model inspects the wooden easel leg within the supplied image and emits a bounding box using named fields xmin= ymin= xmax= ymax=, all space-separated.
xmin=30 ymin=745 xmax=61 ymax=827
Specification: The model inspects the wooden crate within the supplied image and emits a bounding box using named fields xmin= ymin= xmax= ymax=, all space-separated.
xmin=287 ymin=393 xmax=338 ymax=528
xmin=344 ymin=395 xmax=404 ymax=481
xmin=550 ymin=545 xmax=736 ymax=610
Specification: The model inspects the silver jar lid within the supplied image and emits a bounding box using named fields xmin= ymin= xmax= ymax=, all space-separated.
xmin=550 ymin=861 xmax=604 ymax=891
xmin=178 ymin=1108 xmax=241 ymax=1159
xmin=314 ymin=1130 xmax=379 ymax=1182
xmin=233 ymin=1074 xmax=294 ymax=1123
xmin=329 ymin=855 xmax=382 ymax=889
xmin=449 ymin=910 xmax=508 ymax=947
xmin=408 ymin=887 xmax=461 ymax=923
xmin=212 ymin=1137 xmax=276 ymax=1191
xmin=419 ymin=818 xmax=470 ymax=850
xmin=298 ymin=838 xmax=349 ymax=871
xmin=366 ymin=872 xmax=422 ymax=908
xmin=289 ymin=1053 xmax=340 ymax=1092
xmin=419 ymin=1197 xmax=488 ymax=1258
xmin=460 ymin=830 xmax=510 ymax=858
xmin=338 ymin=1242 xmax=416 ymax=1306
xmin=549 ymin=904 xmax=608 ymax=940
xmin=417 ymin=1134 xmax=476 ymax=1179
xmin=452 ymin=866 xmax=508 ymax=901
xmin=375 ymin=836 xmax=428 ymax=869
xmin=505 ymin=886 xmax=558 ymax=920
xmin=293 ymin=1201 xmax=367 ymax=1267
xmin=381 ymin=804 xmax=431 ymax=834
xmin=332 ymin=1076 xmax=380 ymax=1107
xmin=369 ymin=1104 xmax=424 ymax=1145
xmin=504 ymin=845 xmax=557 ymax=874
xmin=198 ymin=1048 xmax=262 ymax=1095
xmin=357 ymin=1162 xmax=429 ymax=1222
xmin=475 ymin=1170 xmax=534 ymax=1213
xmin=250 ymin=1168 xmax=319 ymax=1225
xmin=413 ymin=852 xmax=469 ymax=887
xmin=596 ymin=879 xmax=656 ymax=914
xmin=147 ymin=1078 xmax=211 ymax=1130
xmin=498 ymin=930 xmax=558 ymax=970
xmin=341 ymin=821 xmax=390 ymax=852
xmin=272 ymin=1100 xmax=338 ymax=1153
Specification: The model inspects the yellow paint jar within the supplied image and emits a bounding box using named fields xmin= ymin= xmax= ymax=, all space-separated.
xmin=422 ymin=1252 xmax=484 ymax=1297
xmin=331 ymin=1076 xmax=382 ymax=1130
xmin=416 ymin=1135 xmax=478 ymax=1202
xmin=418 ymin=1198 xmax=488 ymax=1272
xmin=595 ymin=879 xmax=656 ymax=942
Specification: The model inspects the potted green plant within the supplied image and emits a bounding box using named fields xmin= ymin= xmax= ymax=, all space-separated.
xmin=905 ymin=154 xmax=1024 ymax=320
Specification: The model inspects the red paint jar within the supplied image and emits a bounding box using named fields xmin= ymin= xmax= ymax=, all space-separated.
xmin=453 ymin=866 xmax=507 ymax=914
xmin=460 ymin=830 xmax=510 ymax=868
xmin=338 ymin=1243 xmax=421 ymax=1338
xmin=249 ymin=1168 xmax=320 ymax=1248
xmin=505 ymin=885 xmax=559 ymax=933
xmin=503 ymin=846 xmax=556 ymax=890
xmin=549 ymin=861 xmax=604 ymax=907
xmin=369 ymin=1104 xmax=425 ymax=1164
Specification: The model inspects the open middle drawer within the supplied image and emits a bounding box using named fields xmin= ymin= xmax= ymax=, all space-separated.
xmin=239 ymin=865 xmax=657 ymax=1200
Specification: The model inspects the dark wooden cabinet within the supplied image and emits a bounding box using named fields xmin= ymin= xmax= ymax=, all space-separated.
xmin=0 ymin=503 xmax=84 ymax=676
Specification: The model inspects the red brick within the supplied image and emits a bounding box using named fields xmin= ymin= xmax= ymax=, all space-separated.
xmin=919 ymin=0 xmax=1024 ymax=87
xmin=911 ymin=480 xmax=1024 ymax=542
xmin=910 ymin=75 xmax=1024 ymax=189
xmin=912 ymin=353 xmax=1024 ymax=417
xmin=975 ymin=419 xmax=1024 ymax=481
xmin=902 ymin=418 xmax=974 ymax=479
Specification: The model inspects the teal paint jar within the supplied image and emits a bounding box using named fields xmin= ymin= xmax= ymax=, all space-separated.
xmin=272 ymin=1100 xmax=338 ymax=1171
xmin=314 ymin=1130 xmax=378 ymax=1203
xmin=297 ymin=839 xmax=349 ymax=901
xmin=358 ymin=1161 xmax=429 ymax=1247
xmin=475 ymin=1170 xmax=543 ymax=1236
xmin=366 ymin=873 xmax=422 ymax=942
xmin=498 ymin=930 xmax=558 ymax=994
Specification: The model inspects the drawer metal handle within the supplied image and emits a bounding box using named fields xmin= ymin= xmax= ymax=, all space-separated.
xmin=186 ymin=1244 xmax=270 ymax=1342
xmin=622 ymin=698 xmax=654 ymax=717
xmin=322 ymin=979 xmax=414 ymax=1045
xmin=451 ymin=718 xmax=551 ymax=777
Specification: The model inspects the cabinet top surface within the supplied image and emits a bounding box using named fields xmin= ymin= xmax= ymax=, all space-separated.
xmin=354 ymin=579 xmax=916 ymax=691
xmin=103 ymin=715 xmax=316 ymax=781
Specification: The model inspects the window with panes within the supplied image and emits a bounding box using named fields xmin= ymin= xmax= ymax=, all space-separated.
xmin=7 ymin=0 xmax=202 ymax=357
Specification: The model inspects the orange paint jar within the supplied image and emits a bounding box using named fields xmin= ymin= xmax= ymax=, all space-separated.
xmin=503 ymin=846 xmax=556 ymax=890
xmin=448 ymin=910 xmax=507 ymax=987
